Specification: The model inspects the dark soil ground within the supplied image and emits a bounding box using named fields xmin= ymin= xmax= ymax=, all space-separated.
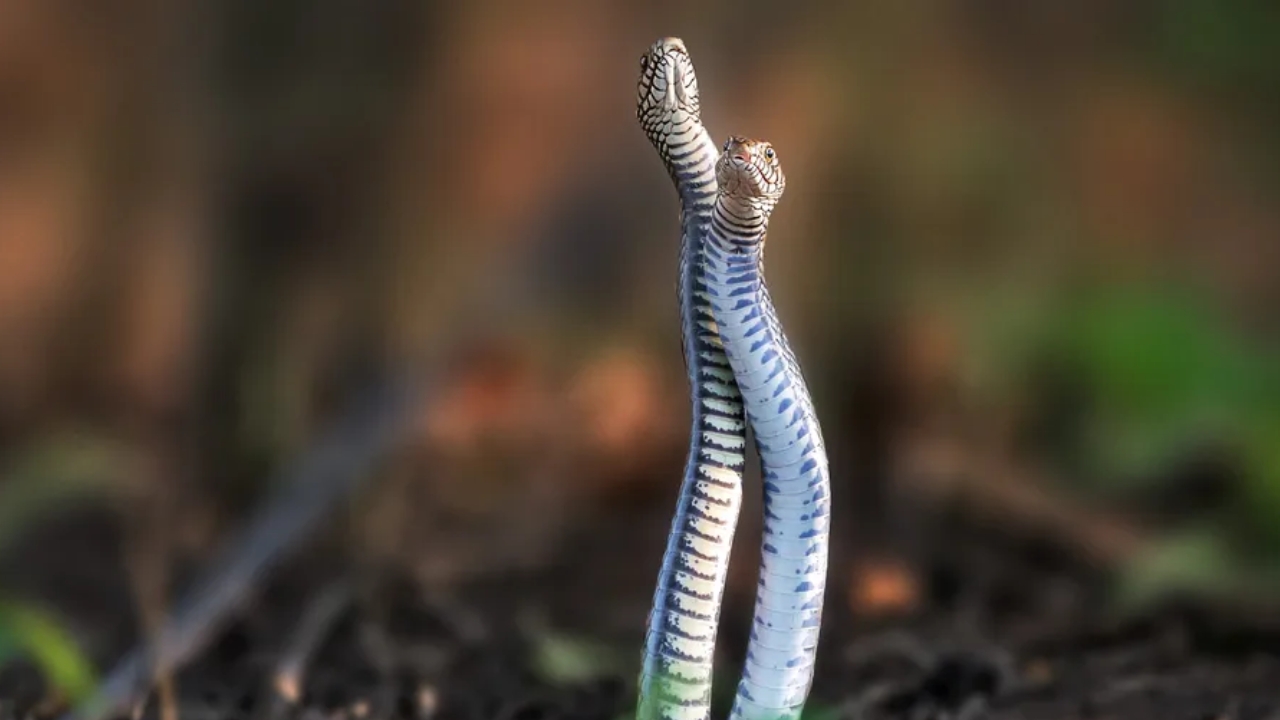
xmin=4 ymin=492 xmax=1280 ymax=720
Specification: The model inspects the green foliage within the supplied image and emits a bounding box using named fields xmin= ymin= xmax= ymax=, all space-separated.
xmin=0 ymin=597 xmax=97 ymax=702
xmin=1048 ymin=287 xmax=1271 ymax=482
xmin=799 ymin=700 xmax=840 ymax=720
xmin=1115 ymin=524 xmax=1280 ymax=612
xmin=1154 ymin=0 xmax=1280 ymax=91
xmin=1116 ymin=527 xmax=1241 ymax=609
xmin=530 ymin=629 xmax=629 ymax=684
xmin=0 ymin=432 xmax=120 ymax=703
xmin=964 ymin=281 xmax=1280 ymax=600
xmin=1076 ymin=287 xmax=1278 ymax=523
xmin=0 ymin=432 xmax=128 ymax=553
xmin=977 ymin=282 xmax=1279 ymax=488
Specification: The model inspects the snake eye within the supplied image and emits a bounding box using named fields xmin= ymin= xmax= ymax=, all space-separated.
xmin=640 ymin=55 xmax=648 ymax=69
xmin=764 ymin=147 xmax=775 ymax=160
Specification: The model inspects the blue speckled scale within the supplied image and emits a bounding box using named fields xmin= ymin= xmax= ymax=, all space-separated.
xmin=702 ymin=214 xmax=831 ymax=720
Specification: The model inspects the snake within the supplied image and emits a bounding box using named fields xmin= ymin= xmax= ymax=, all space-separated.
xmin=635 ymin=37 xmax=749 ymax=720
xmin=635 ymin=38 xmax=830 ymax=720
xmin=701 ymin=135 xmax=829 ymax=720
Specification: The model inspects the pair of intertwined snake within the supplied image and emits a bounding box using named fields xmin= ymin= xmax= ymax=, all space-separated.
xmin=635 ymin=38 xmax=831 ymax=720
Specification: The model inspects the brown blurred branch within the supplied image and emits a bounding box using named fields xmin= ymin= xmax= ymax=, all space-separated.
xmin=895 ymin=434 xmax=1152 ymax=569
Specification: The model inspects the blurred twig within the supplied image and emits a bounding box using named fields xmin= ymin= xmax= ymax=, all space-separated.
xmin=895 ymin=434 xmax=1151 ymax=568
xmin=68 ymin=111 xmax=594 ymax=720
xmin=265 ymin=580 xmax=354 ymax=717
xmin=68 ymin=376 xmax=424 ymax=720
xmin=121 ymin=453 xmax=180 ymax=720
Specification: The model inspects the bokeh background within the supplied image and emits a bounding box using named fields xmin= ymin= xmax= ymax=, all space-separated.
xmin=1 ymin=0 xmax=1279 ymax=718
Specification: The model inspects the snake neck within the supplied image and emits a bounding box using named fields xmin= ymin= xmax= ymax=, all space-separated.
xmin=664 ymin=124 xmax=721 ymax=377
xmin=660 ymin=126 xmax=719 ymax=212
xmin=707 ymin=194 xmax=769 ymax=257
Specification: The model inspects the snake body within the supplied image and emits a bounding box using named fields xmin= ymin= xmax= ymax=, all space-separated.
xmin=635 ymin=38 xmax=748 ymax=720
xmin=701 ymin=136 xmax=829 ymax=720
xmin=635 ymin=38 xmax=830 ymax=720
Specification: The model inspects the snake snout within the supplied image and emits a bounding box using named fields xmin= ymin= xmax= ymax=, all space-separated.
xmin=661 ymin=62 xmax=680 ymax=109
xmin=722 ymin=136 xmax=753 ymax=164
xmin=672 ymin=63 xmax=690 ymax=106
xmin=658 ymin=37 xmax=687 ymax=53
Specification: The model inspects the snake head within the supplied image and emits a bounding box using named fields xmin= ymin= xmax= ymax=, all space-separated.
xmin=716 ymin=136 xmax=786 ymax=210
xmin=636 ymin=37 xmax=701 ymax=143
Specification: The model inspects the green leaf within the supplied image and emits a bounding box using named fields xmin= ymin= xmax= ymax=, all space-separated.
xmin=1237 ymin=415 xmax=1280 ymax=547
xmin=800 ymin=702 xmax=841 ymax=720
xmin=0 ymin=597 xmax=97 ymax=702
xmin=530 ymin=630 xmax=625 ymax=684
xmin=1115 ymin=527 xmax=1248 ymax=611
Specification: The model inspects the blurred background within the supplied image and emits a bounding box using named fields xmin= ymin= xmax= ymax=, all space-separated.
xmin=1 ymin=1 xmax=1279 ymax=718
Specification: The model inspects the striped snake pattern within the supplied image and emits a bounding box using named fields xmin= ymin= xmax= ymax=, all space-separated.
xmin=635 ymin=38 xmax=831 ymax=720
xmin=702 ymin=137 xmax=829 ymax=720
xmin=635 ymin=37 xmax=748 ymax=720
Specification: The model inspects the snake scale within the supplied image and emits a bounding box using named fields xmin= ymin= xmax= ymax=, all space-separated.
xmin=635 ymin=38 xmax=831 ymax=720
